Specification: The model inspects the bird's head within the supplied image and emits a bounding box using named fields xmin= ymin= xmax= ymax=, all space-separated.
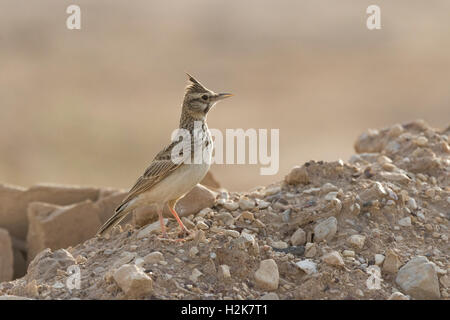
xmin=182 ymin=73 xmax=232 ymax=119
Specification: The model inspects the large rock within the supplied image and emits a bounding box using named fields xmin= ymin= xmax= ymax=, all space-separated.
xmin=254 ymin=259 xmax=279 ymax=291
xmin=27 ymin=200 xmax=102 ymax=262
xmin=285 ymin=165 xmax=310 ymax=185
xmin=0 ymin=184 xmax=27 ymax=240
xmin=12 ymin=248 xmax=27 ymax=279
xmin=313 ymin=217 xmax=338 ymax=242
xmin=26 ymin=248 xmax=76 ymax=282
xmin=172 ymin=184 xmax=216 ymax=217
xmin=113 ymin=264 xmax=153 ymax=297
xmin=0 ymin=228 xmax=14 ymax=282
xmin=94 ymin=190 xmax=128 ymax=224
xmin=200 ymin=171 xmax=221 ymax=190
xmin=133 ymin=184 xmax=216 ymax=227
xmin=0 ymin=183 xmax=100 ymax=239
xmin=395 ymin=256 xmax=441 ymax=299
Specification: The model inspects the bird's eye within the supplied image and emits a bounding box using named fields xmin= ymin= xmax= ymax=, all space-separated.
xmin=201 ymin=95 xmax=208 ymax=101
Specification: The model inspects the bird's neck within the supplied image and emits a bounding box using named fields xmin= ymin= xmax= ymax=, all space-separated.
xmin=179 ymin=110 xmax=207 ymax=131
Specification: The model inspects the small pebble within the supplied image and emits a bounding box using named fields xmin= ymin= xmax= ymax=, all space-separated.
xmin=295 ymin=259 xmax=317 ymax=274
xmin=225 ymin=229 xmax=240 ymax=238
xmin=223 ymin=201 xmax=239 ymax=211
xmin=196 ymin=221 xmax=209 ymax=230
xmin=398 ymin=217 xmax=412 ymax=227
xmin=347 ymin=234 xmax=366 ymax=249
xmin=374 ymin=254 xmax=385 ymax=266
xmin=189 ymin=246 xmax=199 ymax=257
xmin=239 ymin=197 xmax=256 ymax=210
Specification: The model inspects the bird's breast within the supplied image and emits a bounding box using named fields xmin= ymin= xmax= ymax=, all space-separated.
xmin=138 ymin=162 xmax=211 ymax=204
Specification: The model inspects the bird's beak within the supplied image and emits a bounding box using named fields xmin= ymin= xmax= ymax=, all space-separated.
xmin=213 ymin=93 xmax=233 ymax=101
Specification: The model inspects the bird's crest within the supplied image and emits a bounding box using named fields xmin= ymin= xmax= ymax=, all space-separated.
xmin=185 ymin=73 xmax=208 ymax=94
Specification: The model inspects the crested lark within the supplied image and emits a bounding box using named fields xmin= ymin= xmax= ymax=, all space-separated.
xmin=97 ymin=74 xmax=232 ymax=238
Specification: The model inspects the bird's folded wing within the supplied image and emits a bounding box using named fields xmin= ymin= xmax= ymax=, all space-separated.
xmin=120 ymin=140 xmax=187 ymax=205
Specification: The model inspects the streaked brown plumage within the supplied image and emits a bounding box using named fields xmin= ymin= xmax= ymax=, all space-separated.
xmin=97 ymin=74 xmax=232 ymax=238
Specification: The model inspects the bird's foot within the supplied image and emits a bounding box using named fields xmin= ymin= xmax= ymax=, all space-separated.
xmin=157 ymin=229 xmax=192 ymax=242
xmin=178 ymin=227 xmax=192 ymax=237
xmin=157 ymin=231 xmax=170 ymax=241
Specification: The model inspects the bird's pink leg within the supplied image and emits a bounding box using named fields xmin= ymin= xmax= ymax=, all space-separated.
xmin=167 ymin=200 xmax=190 ymax=236
xmin=157 ymin=204 xmax=168 ymax=239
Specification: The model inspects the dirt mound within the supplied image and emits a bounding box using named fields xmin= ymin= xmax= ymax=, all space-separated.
xmin=0 ymin=120 xmax=448 ymax=300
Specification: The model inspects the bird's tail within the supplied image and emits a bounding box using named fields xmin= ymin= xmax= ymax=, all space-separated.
xmin=96 ymin=201 xmax=131 ymax=236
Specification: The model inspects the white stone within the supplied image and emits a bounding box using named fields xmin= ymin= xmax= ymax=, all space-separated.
xmin=374 ymin=254 xmax=385 ymax=266
xmin=321 ymin=183 xmax=338 ymax=193
xmin=257 ymin=200 xmax=271 ymax=209
xmin=324 ymin=192 xmax=339 ymax=201
xmin=134 ymin=258 xmax=144 ymax=267
xmin=259 ymin=292 xmax=279 ymax=300
xmin=407 ymin=198 xmax=418 ymax=210
xmin=189 ymin=246 xmax=199 ymax=257
xmin=386 ymin=188 xmax=398 ymax=200
xmin=239 ymin=197 xmax=256 ymax=210
xmin=396 ymin=256 xmax=441 ymax=299
xmin=240 ymin=232 xmax=256 ymax=245
xmin=218 ymin=265 xmax=231 ymax=280
xmin=254 ymin=259 xmax=279 ymax=291
xmin=113 ymin=264 xmax=153 ymax=296
xmin=313 ymin=217 xmax=338 ymax=242
xmin=342 ymin=250 xmax=355 ymax=258
xmin=216 ymin=212 xmax=234 ymax=225
xmin=264 ymin=186 xmax=281 ymax=196
xmin=417 ymin=211 xmax=425 ymax=221
xmin=377 ymin=155 xmax=392 ymax=164
xmin=350 ymin=203 xmax=361 ymax=215
xmin=223 ymin=201 xmax=239 ymax=211
xmin=379 ymin=172 xmax=411 ymax=183
xmin=137 ymin=219 xmax=168 ymax=239
xmin=414 ymin=136 xmax=428 ymax=146
xmin=295 ymin=259 xmax=317 ymax=274
xmin=388 ymin=292 xmax=410 ymax=300
xmin=0 ymin=295 xmax=33 ymax=300
xmin=398 ymin=217 xmax=412 ymax=227
xmin=302 ymin=187 xmax=320 ymax=195
xmin=224 ymin=229 xmax=240 ymax=238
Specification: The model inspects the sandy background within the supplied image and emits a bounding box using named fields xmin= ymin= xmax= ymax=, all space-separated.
xmin=1 ymin=0 xmax=449 ymax=191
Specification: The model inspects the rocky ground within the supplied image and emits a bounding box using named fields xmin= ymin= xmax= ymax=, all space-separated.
xmin=0 ymin=120 xmax=448 ymax=300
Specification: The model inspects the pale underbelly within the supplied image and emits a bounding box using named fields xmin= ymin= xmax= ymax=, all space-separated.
xmin=135 ymin=162 xmax=210 ymax=205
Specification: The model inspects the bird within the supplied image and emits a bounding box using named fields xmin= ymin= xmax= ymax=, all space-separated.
xmin=97 ymin=74 xmax=232 ymax=238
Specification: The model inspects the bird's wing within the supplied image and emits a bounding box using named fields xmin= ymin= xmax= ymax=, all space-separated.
xmin=120 ymin=139 xmax=187 ymax=205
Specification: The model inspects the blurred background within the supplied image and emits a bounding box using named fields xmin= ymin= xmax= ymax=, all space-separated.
xmin=0 ymin=0 xmax=449 ymax=191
